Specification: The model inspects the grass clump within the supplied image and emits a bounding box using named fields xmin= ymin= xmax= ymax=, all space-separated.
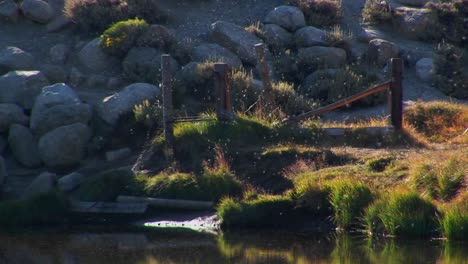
xmin=404 ymin=101 xmax=468 ymax=143
xmin=288 ymin=0 xmax=342 ymax=27
xmin=432 ymin=41 xmax=467 ymax=99
xmin=328 ymin=180 xmax=374 ymax=229
xmin=100 ymin=18 xmax=149 ymax=58
xmin=133 ymin=99 xmax=163 ymax=132
xmin=362 ymin=0 xmax=393 ymax=24
xmin=217 ymin=195 xmax=294 ymax=228
xmin=289 ymin=179 xmax=331 ymax=216
xmin=366 ymin=157 xmax=394 ymax=172
xmin=410 ymin=157 xmax=465 ymax=201
xmin=229 ymin=69 xmax=260 ymax=112
xmin=364 ymin=190 xmax=439 ymax=237
xmin=0 ymin=192 xmax=69 ymax=226
xmin=439 ymin=193 xmax=468 ymax=240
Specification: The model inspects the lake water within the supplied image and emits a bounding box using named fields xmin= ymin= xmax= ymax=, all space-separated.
xmin=0 ymin=228 xmax=466 ymax=264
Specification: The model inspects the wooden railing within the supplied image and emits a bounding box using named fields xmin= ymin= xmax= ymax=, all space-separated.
xmin=283 ymin=58 xmax=404 ymax=129
xmin=160 ymin=50 xmax=404 ymax=159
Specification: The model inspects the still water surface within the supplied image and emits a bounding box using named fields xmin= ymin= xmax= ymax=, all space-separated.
xmin=0 ymin=229 xmax=466 ymax=264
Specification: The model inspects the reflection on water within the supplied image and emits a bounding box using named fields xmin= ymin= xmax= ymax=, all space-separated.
xmin=0 ymin=229 xmax=466 ymax=264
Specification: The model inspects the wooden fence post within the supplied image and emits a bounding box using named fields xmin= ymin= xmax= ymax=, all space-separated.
xmin=389 ymin=58 xmax=403 ymax=130
xmin=162 ymin=55 xmax=175 ymax=160
xmin=214 ymin=63 xmax=234 ymax=121
xmin=255 ymin=43 xmax=275 ymax=114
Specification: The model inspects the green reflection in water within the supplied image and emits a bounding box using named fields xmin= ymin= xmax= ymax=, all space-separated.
xmin=0 ymin=230 xmax=466 ymax=264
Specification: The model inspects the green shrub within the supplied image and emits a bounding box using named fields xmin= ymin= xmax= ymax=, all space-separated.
xmin=364 ymin=191 xmax=439 ymax=237
xmin=217 ymin=195 xmax=294 ymax=228
xmin=0 ymin=192 xmax=69 ymax=226
xmin=440 ymin=202 xmax=468 ymax=240
xmin=328 ymin=180 xmax=374 ymax=229
xmin=100 ymin=18 xmax=149 ymax=57
xmin=229 ymin=69 xmax=260 ymax=112
xmin=362 ymin=0 xmax=393 ymax=24
xmin=64 ymin=0 xmax=163 ymax=33
xmin=288 ymin=0 xmax=342 ymax=27
xmin=366 ymin=157 xmax=394 ymax=172
xmin=133 ymin=99 xmax=163 ymax=131
xmin=432 ymin=41 xmax=468 ymax=99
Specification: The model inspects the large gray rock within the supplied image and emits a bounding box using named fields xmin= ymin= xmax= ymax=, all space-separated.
xmin=30 ymin=83 xmax=90 ymax=136
xmin=297 ymin=46 xmax=347 ymax=70
xmin=264 ymin=5 xmax=306 ymax=32
xmin=192 ymin=43 xmax=243 ymax=69
xmin=20 ymin=0 xmax=54 ymax=24
xmin=0 ymin=71 xmax=49 ymax=110
xmin=0 ymin=136 xmax=7 ymax=154
xmin=40 ymin=64 xmax=68 ymax=84
xmin=8 ymin=124 xmax=42 ymax=168
xmin=97 ymin=83 xmax=160 ymax=126
xmin=0 ymin=156 xmax=7 ymax=188
xmin=122 ymin=47 xmax=163 ymax=83
xmin=396 ymin=0 xmax=431 ymax=7
xmin=49 ymin=44 xmax=69 ymax=64
xmin=58 ymin=172 xmax=84 ymax=192
xmin=38 ymin=123 xmax=92 ymax=169
xmin=367 ymin=39 xmax=400 ymax=67
xmin=263 ymin=24 xmax=293 ymax=52
xmin=416 ymin=58 xmax=433 ymax=82
xmin=0 ymin=103 xmax=28 ymax=132
xmin=32 ymin=104 xmax=92 ymax=136
xmin=0 ymin=47 xmax=35 ymax=73
xmin=294 ymin=26 xmax=328 ymax=48
xmin=78 ymin=38 xmax=117 ymax=72
xmin=22 ymin=172 xmax=56 ymax=199
xmin=393 ymin=7 xmax=433 ymax=39
xmin=0 ymin=0 xmax=19 ymax=22
xmin=210 ymin=21 xmax=263 ymax=65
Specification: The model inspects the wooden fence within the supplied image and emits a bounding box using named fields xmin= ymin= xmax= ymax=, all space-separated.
xmin=161 ymin=48 xmax=404 ymax=158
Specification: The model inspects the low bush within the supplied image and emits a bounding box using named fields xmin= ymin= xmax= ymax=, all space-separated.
xmin=328 ymin=180 xmax=374 ymax=229
xmin=288 ymin=0 xmax=342 ymax=27
xmin=76 ymin=168 xmax=134 ymax=202
xmin=217 ymin=195 xmax=294 ymax=228
xmin=364 ymin=190 xmax=439 ymax=237
xmin=404 ymin=101 xmax=468 ymax=143
xmin=432 ymin=42 xmax=467 ymax=99
xmin=366 ymin=157 xmax=394 ymax=172
xmin=301 ymin=65 xmax=382 ymax=106
xmin=64 ymin=0 xmax=163 ymax=33
xmin=362 ymin=0 xmax=393 ymax=24
xmin=0 ymin=192 xmax=69 ymax=226
xmin=100 ymin=18 xmax=149 ymax=58
xmin=272 ymin=81 xmax=317 ymax=116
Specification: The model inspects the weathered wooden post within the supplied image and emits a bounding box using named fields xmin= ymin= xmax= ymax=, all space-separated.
xmin=161 ymin=54 xmax=175 ymax=160
xmin=214 ymin=62 xmax=234 ymax=121
xmin=255 ymin=43 xmax=275 ymax=114
xmin=389 ymin=58 xmax=403 ymax=130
